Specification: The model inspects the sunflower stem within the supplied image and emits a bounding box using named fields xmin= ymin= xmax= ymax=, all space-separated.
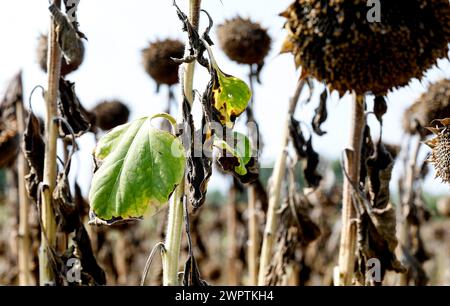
xmin=247 ymin=65 xmax=259 ymax=286
xmin=398 ymin=136 xmax=421 ymax=285
xmin=39 ymin=0 xmax=62 ymax=286
xmin=162 ymin=0 xmax=202 ymax=286
xmin=16 ymin=78 xmax=33 ymax=285
xmin=257 ymin=76 xmax=306 ymax=285
xmin=336 ymin=93 xmax=366 ymax=286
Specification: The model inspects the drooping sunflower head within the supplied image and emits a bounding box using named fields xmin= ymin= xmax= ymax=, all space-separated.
xmin=217 ymin=16 xmax=272 ymax=65
xmin=426 ymin=118 xmax=450 ymax=184
xmin=281 ymin=0 xmax=450 ymax=96
xmin=37 ymin=34 xmax=85 ymax=76
xmin=403 ymin=79 xmax=450 ymax=136
xmin=91 ymin=100 xmax=130 ymax=131
xmin=142 ymin=39 xmax=185 ymax=87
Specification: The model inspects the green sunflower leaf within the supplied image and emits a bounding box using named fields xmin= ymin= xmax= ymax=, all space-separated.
xmin=213 ymin=131 xmax=252 ymax=176
xmin=89 ymin=116 xmax=186 ymax=222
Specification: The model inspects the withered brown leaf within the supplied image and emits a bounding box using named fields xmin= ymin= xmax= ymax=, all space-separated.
xmin=312 ymin=88 xmax=328 ymax=136
xmin=303 ymin=137 xmax=322 ymax=188
xmin=23 ymin=112 xmax=45 ymax=203
xmin=58 ymin=78 xmax=92 ymax=139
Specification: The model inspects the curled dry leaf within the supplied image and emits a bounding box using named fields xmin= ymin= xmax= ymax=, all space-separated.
xmin=266 ymin=163 xmax=320 ymax=285
xmin=289 ymin=116 xmax=322 ymax=187
xmin=23 ymin=111 xmax=45 ymax=203
xmin=360 ymin=125 xmax=375 ymax=185
xmin=303 ymin=137 xmax=322 ymax=188
xmin=289 ymin=116 xmax=307 ymax=158
xmin=71 ymin=225 xmax=107 ymax=285
xmin=49 ymin=4 xmax=85 ymax=69
xmin=183 ymin=98 xmax=213 ymax=211
xmin=351 ymin=138 xmax=405 ymax=283
xmin=58 ymin=78 xmax=92 ymax=138
xmin=374 ymin=96 xmax=388 ymax=123
xmin=311 ymin=88 xmax=328 ymax=136
xmin=53 ymin=169 xmax=78 ymax=233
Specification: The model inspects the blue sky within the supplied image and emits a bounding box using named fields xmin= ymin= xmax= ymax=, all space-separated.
xmin=0 ymin=0 xmax=449 ymax=196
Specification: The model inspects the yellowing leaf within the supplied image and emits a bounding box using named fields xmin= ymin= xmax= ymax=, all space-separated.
xmin=212 ymin=69 xmax=252 ymax=128
xmin=89 ymin=116 xmax=186 ymax=222
xmin=202 ymin=38 xmax=252 ymax=128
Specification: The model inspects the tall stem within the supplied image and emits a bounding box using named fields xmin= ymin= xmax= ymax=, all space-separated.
xmin=162 ymin=0 xmax=201 ymax=286
xmin=336 ymin=93 xmax=366 ymax=286
xmin=39 ymin=0 xmax=62 ymax=286
xmin=16 ymin=90 xmax=33 ymax=286
xmin=258 ymin=76 xmax=306 ymax=285
xmin=246 ymin=65 xmax=258 ymax=285
xmin=247 ymin=186 xmax=258 ymax=285
xmin=226 ymin=183 xmax=238 ymax=285
xmin=398 ymin=137 xmax=421 ymax=286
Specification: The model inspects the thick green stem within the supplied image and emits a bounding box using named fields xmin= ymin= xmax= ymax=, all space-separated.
xmin=162 ymin=0 xmax=202 ymax=286
xmin=39 ymin=0 xmax=62 ymax=286
xmin=163 ymin=183 xmax=185 ymax=285
xmin=258 ymin=76 xmax=306 ymax=285
xmin=336 ymin=93 xmax=366 ymax=286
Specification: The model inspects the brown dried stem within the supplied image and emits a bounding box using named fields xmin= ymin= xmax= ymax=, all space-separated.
xmin=336 ymin=93 xmax=366 ymax=286
xmin=16 ymin=83 xmax=33 ymax=285
xmin=162 ymin=0 xmax=202 ymax=286
xmin=39 ymin=0 xmax=62 ymax=285
xmin=258 ymin=75 xmax=306 ymax=285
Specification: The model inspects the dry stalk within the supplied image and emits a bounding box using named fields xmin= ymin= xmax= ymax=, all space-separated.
xmin=39 ymin=0 xmax=62 ymax=285
xmin=336 ymin=93 xmax=366 ymax=286
xmin=162 ymin=0 xmax=202 ymax=286
xmin=258 ymin=75 xmax=306 ymax=285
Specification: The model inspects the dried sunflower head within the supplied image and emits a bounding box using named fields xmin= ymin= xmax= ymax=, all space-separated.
xmin=91 ymin=100 xmax=130 ymax=131
xmin=403 ymin=79 xmax=450 ymax=136
xmin=37 ymin=34 xmax=85 ymax=76
xmin=426 ymin=118 xmax=450 ymax=184
xmin=217 ymin=17 xmax=271 ymax=65
xmin=281 ymin=0 xmax=450 ymax=96
xmin=0 ymin=119 xmax=19 ymax=168
xmin=142 ymin=39 xmax=184 ymax=86
xmin=436 ymin=197 xmax=450 ymax=217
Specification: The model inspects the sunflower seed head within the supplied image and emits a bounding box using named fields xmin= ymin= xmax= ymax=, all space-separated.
xmin=281 ymin=0 xmax=450 ymax=96
xmin=91 ymin=100 xmax=130 ymax=131
xmin=403 ymin=79 xmax=450 ymax=136
xmin=217 ymin=17 xmax=271 ymax=65
xmin=142 ymin=39 xmax=185 ymax=86
xmin=427 ymin=120 xmax=450 ymax=184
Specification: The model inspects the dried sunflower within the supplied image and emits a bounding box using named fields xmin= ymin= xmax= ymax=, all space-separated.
xmin=142 ymin=39 xmax=185 ymax=87
xmin=403 ymin=79 xmax=450 ymax=136
xmin=217 ymin=17 xmax=271 ymax=65
xmin=37 ymin=34 xmax=85 ymax=76
xmin=426 ymin=118 xmax=450 ymax=184
xmin=91 ymin=100 xmax=130 ymax=131
xmin=0 ymin=119 xmax=19 ymax=168
xmin=281 ymin=0 xmax=450 ymax=95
